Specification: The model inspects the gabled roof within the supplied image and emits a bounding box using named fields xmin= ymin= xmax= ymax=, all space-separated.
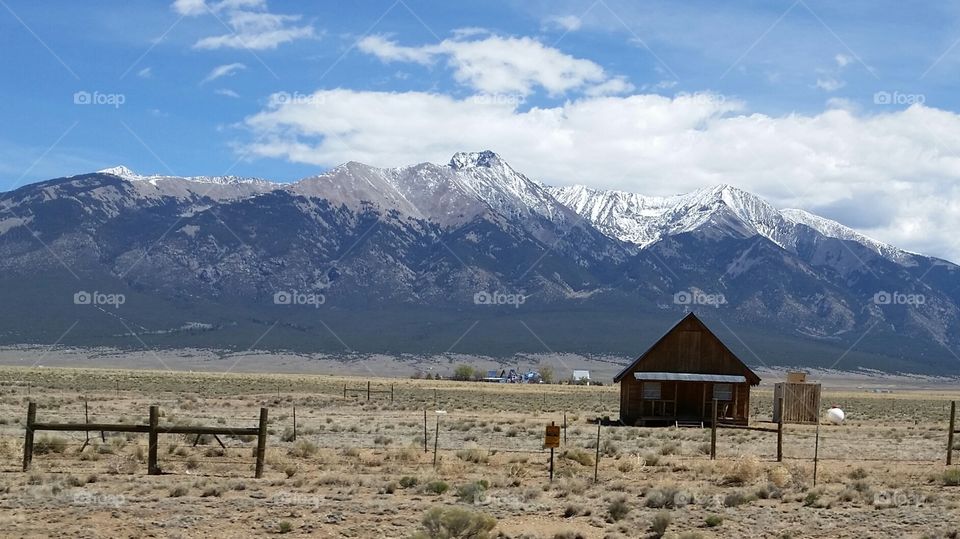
xmin=613 ymin=312 xmax=761 ymax=385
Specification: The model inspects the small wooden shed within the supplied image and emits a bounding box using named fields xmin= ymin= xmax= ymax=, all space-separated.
xmin=772 ymin=376 xmax=822 ymax=424
xmin=614 ymin=313 xmax=761 ymax=426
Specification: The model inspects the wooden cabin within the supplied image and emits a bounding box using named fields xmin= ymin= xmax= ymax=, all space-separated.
xmin=614 ymin=313 xmax=761 ymax=426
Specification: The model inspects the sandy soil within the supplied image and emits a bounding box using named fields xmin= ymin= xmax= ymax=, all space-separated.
xmin=0 ymin=367 xmax=959 ymax=538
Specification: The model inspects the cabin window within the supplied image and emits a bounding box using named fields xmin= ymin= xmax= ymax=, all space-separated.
xmin=713 ymin=383 xmax=733 ymax=401
xmin=642 ymin=382 xmax=662 ymax=400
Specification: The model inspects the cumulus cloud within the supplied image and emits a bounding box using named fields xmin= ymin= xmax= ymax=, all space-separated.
xmin=201 ymin=62 xmax=246 ymax=84
xmin=172 ymin=0 xmax=314 ymax=50
xmin=239 ymin=89 xmax=960 ymax=262
xmin=358 ymin=34 xmax=623 ymax=97
xmin=544 ymin=15 xmax=582 ymax=32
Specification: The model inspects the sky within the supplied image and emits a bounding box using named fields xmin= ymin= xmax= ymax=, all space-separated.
xmin=2 ymin=0 xmax=960 ymax=261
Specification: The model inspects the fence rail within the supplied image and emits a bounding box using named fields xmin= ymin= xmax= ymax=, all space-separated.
xmin=21 ymin=402 xmax=269 ymax=478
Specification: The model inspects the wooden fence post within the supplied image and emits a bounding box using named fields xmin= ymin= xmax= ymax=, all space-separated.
xmin=148 ymin=405 xmax=160 ymax=475
xmin=593 ymin=420 xmax=601 ymax=483
xmin=391 ymin=384 xmax=394 ymax=403
xmin=710 ymin=399 xmax=718 ymax=460
xmin=81 ymin=399 xmax=91 ymax=452
xmin=22 ymin=402 xmax=36 ymax=471
xmin=777 ymin=396 xmax=784 ymax=462
xmin=948 ymin=401 xmax=956 ymax=466
xmin=255 ymin=407 xmax=268 ymax=479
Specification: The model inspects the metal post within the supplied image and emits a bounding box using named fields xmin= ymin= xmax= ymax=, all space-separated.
xmin=710 ymin=399 xmax=718 ymax=460
xmin=563 ymin=412 xmax=567 ymax=445
xmin=343 ymin=384 xmax=347 ymax=399
xmin=292 ymin=405 xmax=297 ymax=443
xmin=549 ymin=447 xmax=554 ymax=482
xmin=255 ymin=407 xmax=268 ymax=478
xmin=367 ymin=381 xmax=371 ymax=401
xmin=22 ymin=402 xmax=36 ymax=471
xmin=391 ymin=384 xmax=394 ymax=403
xmin=593 ymin=420 xmax=601 ymax=483
xmin=148 ymin=405 xmax=159 ymax=475
xmin=777 ymin=396 xmax=784 ymax=462
xmin=81 ymin=399 xmax=91 ymax=451
xmin=423 ymin=410 xmax=428 ymax=453
xmin=813 ymin=393 xmax=822 ymax=486
xmin=948 ymin=401 xmax=956 ymax=466
xmin=433 ymin=416 xmax=440 ymax=468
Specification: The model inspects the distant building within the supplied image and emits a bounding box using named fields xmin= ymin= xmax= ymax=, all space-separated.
xmin=614 ymin=312 xmax=761 ymax=426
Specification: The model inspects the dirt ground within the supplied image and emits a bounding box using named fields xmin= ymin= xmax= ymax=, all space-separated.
xmin=0 ymin=367 xmax=959 ymax=538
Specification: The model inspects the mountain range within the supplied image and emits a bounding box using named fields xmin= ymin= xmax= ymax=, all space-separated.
xmin=1 ymin=150 xmax=957 ymax=375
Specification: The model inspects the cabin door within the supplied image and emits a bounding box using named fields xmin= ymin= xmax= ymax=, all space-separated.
xmin=675 ymin=382 xmax=702 ymax=419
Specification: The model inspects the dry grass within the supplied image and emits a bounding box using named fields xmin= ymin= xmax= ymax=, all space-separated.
xmin=0 ymin=367 xmax=957 ymax=538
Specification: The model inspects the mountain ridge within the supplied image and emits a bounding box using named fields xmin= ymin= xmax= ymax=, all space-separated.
xmin=2 ymin=152 xmax=957 ymax=375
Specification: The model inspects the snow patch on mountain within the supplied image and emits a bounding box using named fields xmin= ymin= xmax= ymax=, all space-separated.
xmin=550 ymin=183 xmax=916 ymax=267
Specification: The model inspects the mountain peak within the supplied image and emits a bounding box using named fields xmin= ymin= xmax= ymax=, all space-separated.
xmin=449 ymin=150 xmax=503 ymax=170
xmin=98 ymin=165 xmax=138 ymax=178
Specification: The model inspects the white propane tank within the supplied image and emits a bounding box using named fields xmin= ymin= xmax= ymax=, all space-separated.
xmin=826 ymin=406 xmax=845 ymax=425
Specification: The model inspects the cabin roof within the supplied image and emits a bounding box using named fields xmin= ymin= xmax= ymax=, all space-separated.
xmin=633 ymin=372 xmax=747 ymax=383
xmin=613 ymin=312 xmax=761 ymax=385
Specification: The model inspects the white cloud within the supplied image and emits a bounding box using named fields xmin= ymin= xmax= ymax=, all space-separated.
xmin=201 ymin=62 xmax=246 ymax=84
xmin=357 ymin=35 xmax=433 ymax=64
xmin=815 ymin=77 xmax=845 ymax=92
xmin=172 ymin=0 xmax=207 ymax=16
xmin=240 ymin=89 xmax=960 ymax=262
xmin=835 ymin=53 xmax=853 ymax=68
xmin=544 ymin=15 xmax=582 ymax=32
xmin=584 ymin=76 xmax=635 ymax=96
xmin=358 ymin=34 xmax=616 ymax=97
xmin=173 ymin=0 xmax=314 ymax=50
xmin=137 ymin=67 xmax=153 ymax=79
xmin=215 ymin=88 xmax=240 ymax=98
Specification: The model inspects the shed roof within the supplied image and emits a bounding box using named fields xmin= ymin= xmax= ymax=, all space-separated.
xmin=613 ymin=312 xmax=761 ymax=385
xmin=633 ymin=372 xmax=747 ymax=383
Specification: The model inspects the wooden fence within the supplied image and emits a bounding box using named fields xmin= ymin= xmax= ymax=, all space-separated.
xmin=344 ymin=382 xmax=394 ymax=402
xmin=21 ymin=402 xmax=269 ymax=478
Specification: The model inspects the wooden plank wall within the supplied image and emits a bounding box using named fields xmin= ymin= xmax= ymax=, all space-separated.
xmin=773 ymin=382 xmax=821 ymax=424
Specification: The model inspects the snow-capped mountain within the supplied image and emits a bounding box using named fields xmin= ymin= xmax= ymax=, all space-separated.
xmin=550 ymin=183 xmax=916 ymax=267
xmin=97 ymin=165 xmax=276 ymax=201
xmin=1 ymin=152 xmax=958 ymax=374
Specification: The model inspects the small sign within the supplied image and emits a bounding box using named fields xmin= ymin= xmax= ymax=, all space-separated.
xmin=544 ymin=425 xmax=561 ymax=448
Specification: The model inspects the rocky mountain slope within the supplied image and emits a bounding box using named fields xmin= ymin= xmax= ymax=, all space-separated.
xmin=0 ymin=152 xmax=956 ymax=375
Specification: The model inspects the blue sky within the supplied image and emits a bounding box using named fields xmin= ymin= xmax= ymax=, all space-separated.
xmin=3 ymin=0 xmax=960 ymax=260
